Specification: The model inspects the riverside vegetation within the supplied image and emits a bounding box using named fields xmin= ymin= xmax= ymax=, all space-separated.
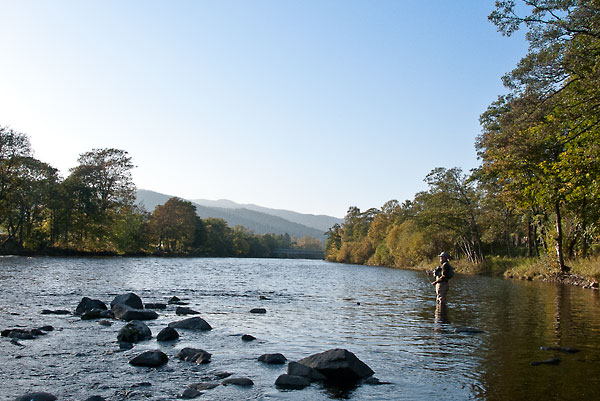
xmin=326 ymin=1 xmax=600 ymax=287
xmin=0 ymin=131 xmax=322 ymax=257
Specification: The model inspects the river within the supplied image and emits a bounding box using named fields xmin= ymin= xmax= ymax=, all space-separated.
xmin=1 ymin=257 xmax=599 ymax=400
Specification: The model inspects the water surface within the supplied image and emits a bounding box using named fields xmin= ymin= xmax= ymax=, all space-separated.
xmin=1 ymin=257 xmax=599 ymax=400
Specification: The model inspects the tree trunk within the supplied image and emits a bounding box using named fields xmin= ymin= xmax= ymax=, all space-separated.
xmin=554 ymin=200 xmax=568 ymax=272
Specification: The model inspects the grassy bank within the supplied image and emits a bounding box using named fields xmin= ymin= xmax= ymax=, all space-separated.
xmin=391 ymin=255 xmax=600 ymax=288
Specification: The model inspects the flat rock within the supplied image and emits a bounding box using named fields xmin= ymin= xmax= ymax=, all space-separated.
xmin=144 ymin=303 xmax=167 ymax=310
xmin=258 ymin=353 xmax=287 ymax=364
xmin=540 ymin=346 xmax=580 ymax=353
xmin=176 ymin=306 xmax=200 ymax=315
xmin=531 ymin=358 xmax=561 ymax=366
xmin=41 ymin=309 xmax=71 ymax=315
xmin=180 ymin=388 xmax=203 ymax=399
xmin=14 ymin=393 xmax=57 ymax=401
xmin=297 ymin=349 xmax=374 ymax=382
xmin=168 ymin=317 xmax=212 ymax=331
xmin=129 ymin=350 xmax=168 ymax=367
xmin=242 ymin=334 xmax=256 ymax=342
xmin=250 ymin=308 xmax=267 ymax=314
xmin=112 ymin=304 xmax=158 ymax=321
xmin=275 ymin=374 xmax=311 ymax=390
xmin=84 ymin=397 xmax=107 ymax=401
xmin=222 ymin=377 xmax=254 ymax=386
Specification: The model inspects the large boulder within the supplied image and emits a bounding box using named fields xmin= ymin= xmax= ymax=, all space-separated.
xmin=75 ymin=297 xmax=108 ymax=315
xmin=112 ymin=304 xmax=158 ymax=321
xmin=117 ymin=321 xmax=152 ymax=343
xmin=14 ymin=393 xmax=57 ymax=401
xmin=296 ymin=349 xmax=374 ymax=383
xmin=129 ymin=350 xmax=168 ymax=367
xmin=111 ymin=293 xmax=143 ymax=309
xmin=287 ymin=361 xmax=326 ymax=382
xmin=168 ymin=317 xmax=212 ymax=331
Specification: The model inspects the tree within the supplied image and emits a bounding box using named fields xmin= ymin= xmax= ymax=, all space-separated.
xmin=65 ymin=148 xmax=136 ymax=250
xmin=149 ymin=197 xmax=198 ymax=253
xmin=479 ymin=0 xmax=600 ymax=270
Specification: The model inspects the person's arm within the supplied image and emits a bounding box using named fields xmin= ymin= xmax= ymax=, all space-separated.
xmin=431 ymin=264 xmax=447 ymax=285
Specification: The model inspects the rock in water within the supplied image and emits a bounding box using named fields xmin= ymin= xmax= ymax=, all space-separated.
xmin=168 ymin=317 xmax=212 ymax=331
xmin=129 ymin=350 xmax=168 ymax=367
xmin=287 ymin=361 xmax=326 ymax=382
xmin=258 ymin=353 xmax=287 ymax=364
xmin=14 ymin=393 xmax=57 ymax=401
xmin=157 ymin=326 xmax=179 ymax=341
xmin=297 ymin=349 xmax=374 ymax=383
xmin=117 ymin=321 xmax=152 ymax=343
xmin=176 ymin=306 xmax=200 ymax=315
xmin=275 ymin=374 xmax=311 ymax=390
xmin=222 ymin=377 xmax=254 ymax=386
xmin=112 ymin=304 xmax=158 ymax=321
xmin=75 ymin=297 xmax=108 ymax=315
xmin=531 ymin=358 xmax=561 ymax=366
xmin=250 ymin=308 xmax=267 ymax=314
xmin=111 ymin=293 xmax=144 ymax=309
xmin=177 ymin=347 xmax=212 ymax=364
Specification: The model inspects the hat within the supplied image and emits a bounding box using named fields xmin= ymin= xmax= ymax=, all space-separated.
xmin=439 ymin=252 xmax=450 ymax=258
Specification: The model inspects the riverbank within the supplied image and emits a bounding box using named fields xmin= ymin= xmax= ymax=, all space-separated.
xmin=418 ymin=255 xmax=600 ymax=290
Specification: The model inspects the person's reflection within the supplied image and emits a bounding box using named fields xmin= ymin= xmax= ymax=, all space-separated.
xmin=434 ymin=302 xmax=449 ymax=333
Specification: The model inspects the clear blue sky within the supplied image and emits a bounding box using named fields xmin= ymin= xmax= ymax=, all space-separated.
xmin=0 ymin=0 xmax=527 ymax=218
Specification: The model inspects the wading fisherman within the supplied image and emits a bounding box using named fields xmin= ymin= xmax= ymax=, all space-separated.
xmin=431 ymin=252 xmax=453 ymax=305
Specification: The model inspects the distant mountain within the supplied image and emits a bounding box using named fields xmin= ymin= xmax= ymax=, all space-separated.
xmin=136 ymin=190 xmax=340 ymax=241
xmin=190 ymin=198 xmax=343 ymax=232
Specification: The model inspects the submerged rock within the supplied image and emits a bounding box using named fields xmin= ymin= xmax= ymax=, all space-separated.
xmin=454 ymin=327 xmax=485 ymax=334
xmin=250 ymin=308 xmax=267 ymax=314
xmin=180 ymin=388 xmax=203 ymax=399
xmin=117 ymin=321 xmax=152 ymax=343
xmin=540 ymin=346 xmax=580 ymax=354
xmin=531 ymin=358 xmax=561 ymax=366
xmin=83 ymin=397 xmax=107 ymax=401
xmin=297 ymin=349 xmax=374 ymax=383
xmin=14 ymin=393 xmax=57 ymax=401
xmin=129 ymin=350 xmax=168 ymax=367
xmin=275 ymin=374 xmax=311 ymax=390
xmin=168 ymin=317 xmax=212 ymax=331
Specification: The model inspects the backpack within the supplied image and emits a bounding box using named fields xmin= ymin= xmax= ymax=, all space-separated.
xmin=435 ymin=263 xmax=454 ymax=280
xmin=445 ymin=264 xmax=454 ymax=279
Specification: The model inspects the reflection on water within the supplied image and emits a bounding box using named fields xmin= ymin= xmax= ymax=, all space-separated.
xmin=0 ymin=257 xmax=599 ymax=400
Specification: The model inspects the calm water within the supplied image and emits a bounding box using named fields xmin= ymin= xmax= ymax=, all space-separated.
xmin=1 ymin=257 xmax=599 ymax=400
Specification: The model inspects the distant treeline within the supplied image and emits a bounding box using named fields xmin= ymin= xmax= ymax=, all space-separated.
xmin=0 ymin=128 xmax=322 ymax=257
xmin=326 ymin=2 xmax=600 ymax=272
